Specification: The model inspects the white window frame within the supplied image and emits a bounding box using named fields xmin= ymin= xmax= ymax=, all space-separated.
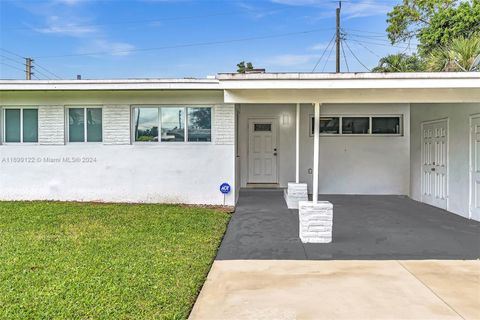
xmin=65 ymin=106 xmax=103 ymax=143
xmin=309 ymin=114 xmax=403 ymax=137
xmin=131 ymin=105 xmax=213 ymax=144
xmin=1 ymin=106 xmax=39 ymax=144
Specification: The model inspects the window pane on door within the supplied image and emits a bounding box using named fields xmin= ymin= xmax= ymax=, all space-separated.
xmin=134 ymin=108 xmax=158 ymax=142
xmin=69 ymin=108 xmax=85 ymax=142
xmin=86 ymin=108 xmax=102 ymax=142
xmin=5 ymin=109 xmax=21 ymax=142
xmin=23 ymin=109 xmax=38 ymax=142
xmin=254 ymin=123 xmax=272 ymax=132
xmin=372 ymin=117 xmax=400 ymax=134
xmin=161 ymin=107 xmax=185 ymax=142
xmin=187 ymin=107 xmax=211 ymax=142
xmin=342 ymin=117 xmax=369 ymax=134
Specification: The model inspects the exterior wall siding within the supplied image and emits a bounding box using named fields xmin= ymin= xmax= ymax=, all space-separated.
xmin=39 ymin=105 xmax=65 ymax=145
xmin=103 ymin=105 xmax=131 ymax=145
xmin=214 ymin=104 xmax=235 ymax=145
xmin=0 ymin=100 xmax=236 ymax=206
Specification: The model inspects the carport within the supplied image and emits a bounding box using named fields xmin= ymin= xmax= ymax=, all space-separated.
xmin=217 ymin=189 xmax=480 ymax=260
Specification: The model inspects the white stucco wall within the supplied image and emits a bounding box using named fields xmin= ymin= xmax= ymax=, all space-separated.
xmin=410 ymin=103 xmax=480 ymax=219
xmin=300 ymin=103 xmax=411 ymax=195
xmin=0 ymin=98 xmax=236 ymax=206
xmin=238 ymin=103 xmax=410 ymax=195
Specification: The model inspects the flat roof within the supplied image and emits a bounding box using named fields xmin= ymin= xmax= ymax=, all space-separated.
xmin=217 ymin=72 xmax=480 ymax=80
xmin=0 ymin=72 xmax=479 ymax=91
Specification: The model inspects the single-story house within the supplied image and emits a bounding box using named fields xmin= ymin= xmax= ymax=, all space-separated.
xmin=0 ymin=72 xmax=479 ymax=221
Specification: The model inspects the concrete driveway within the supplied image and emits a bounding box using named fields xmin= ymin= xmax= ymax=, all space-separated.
xmin=190 ymin=260 xmax=480 ymax=320
xmin=191 ymin=190 xmax=480 ymax=319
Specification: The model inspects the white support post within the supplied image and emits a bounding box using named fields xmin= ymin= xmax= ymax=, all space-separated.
xmin=295 ymin=103 xmax=300 ymax=184
xmin=312 ymin=102 xmax=320 ymax=204
xmin=299 ymin=102 xmax=332 ymax=244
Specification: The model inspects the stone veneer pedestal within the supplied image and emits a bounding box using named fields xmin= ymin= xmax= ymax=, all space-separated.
xmin=298 ymin=201 xmax=333 ymax=243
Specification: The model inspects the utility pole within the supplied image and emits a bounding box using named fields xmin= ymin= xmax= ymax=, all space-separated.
xmin=25 ymin=58 xmax=33 ymax=80
xmin=336 ymin=1 xmax=341 ymax=73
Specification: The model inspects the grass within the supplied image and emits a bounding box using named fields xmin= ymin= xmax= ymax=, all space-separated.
xmin=0 ymin=201 xmax=230 ymax=320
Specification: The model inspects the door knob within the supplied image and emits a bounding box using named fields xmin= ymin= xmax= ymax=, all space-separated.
xmin=431 ymin=168 xmax=436 ymax=171
xmin=274 ymin=153 xmax=277 ymax=156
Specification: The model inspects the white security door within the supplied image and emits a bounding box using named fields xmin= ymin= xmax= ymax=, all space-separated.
xmin=470 ymin=116 xmax=480 ymax=220
xmin=248 ymin=119 xmax=278 ymax=184
xmin=421 ymin=120 xmax=448 ymax=210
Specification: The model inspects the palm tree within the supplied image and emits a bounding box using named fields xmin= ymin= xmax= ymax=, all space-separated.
xmin=427 ymin=35 xmax=480 ymax=72
xmin=372 ymin=53 xmax=424 ymax=72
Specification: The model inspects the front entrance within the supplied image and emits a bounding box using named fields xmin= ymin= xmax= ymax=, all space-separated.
xmin=470 ymin=115 xmax=480 ymax=220
xmin=248 ymin=119 xmax=278 ymax=184
xmin=421 ymin=119 xmax=448 ymax=210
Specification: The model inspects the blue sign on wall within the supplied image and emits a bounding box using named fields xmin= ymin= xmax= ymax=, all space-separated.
xmin=219 ymin=183 xmax=231 ymax=194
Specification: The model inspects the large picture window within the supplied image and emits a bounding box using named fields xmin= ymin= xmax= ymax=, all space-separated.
xmin=68 ymin=107 xmax=102 ymax=142
xmin=133 ymin=106 xmax=212 ymax=143
xmin=3 ymin=108 xmax=38 ymax=143
xmin=310 ymin=115 xmax=402 ymax=136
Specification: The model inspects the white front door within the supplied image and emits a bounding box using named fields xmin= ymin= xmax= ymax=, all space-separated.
xmin=248 ymin=119 xmax=278 ymax=184
xmin=421 ymin=120 xmax=448 ymax=210
xmin=470 ymin=116 xmax=480 ymax=220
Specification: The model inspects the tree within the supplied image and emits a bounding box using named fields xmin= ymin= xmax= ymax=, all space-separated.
xmin=372 ymin=53 xmax=425 ymax=72
xmin=426 ymin=35 xmax=480 ymax=71
xmin=237 ymin=61 xmax=254 ymax=73
xmin=386 ymin=0 xmax=480 ymax=56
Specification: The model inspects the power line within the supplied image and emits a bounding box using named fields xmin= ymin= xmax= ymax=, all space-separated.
xmin=34 ymin=27 xmax=335 ymax=59
xmin=34 ymin=63 xmax=62 ymax=79
xmin=312 ymin=33 xmax=336 ymax=72
xmin=322 ymin=38 xmax=336 ymax=72
xmin=343 ymin=31 xmax=419 ymax=48
xmin=340 ymin=40 xmax=350 ymax=72
xmin=343 ymin=39 xmax=371 ymax=71
xmin=0 ymin=54 xmax=25 ymax=66
xmin=0 ymin=48 xmax=25 ymax=59
xmin=0 ymin=61 xmax=25 ymax=73
xmin=31 ymin=67 xmax=52 ymax=80
xmin=348 ymin=38 xmax=382 ymax=58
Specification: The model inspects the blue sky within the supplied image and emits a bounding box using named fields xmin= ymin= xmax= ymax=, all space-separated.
xmin=0 ymin=0 xmax=417 ymax=79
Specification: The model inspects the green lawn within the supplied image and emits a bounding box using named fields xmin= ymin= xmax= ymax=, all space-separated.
xmin=0 ymin=202 xmax=230 ymax=320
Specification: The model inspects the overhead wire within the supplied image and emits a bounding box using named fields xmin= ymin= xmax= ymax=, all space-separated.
xmin=34 ymin=63 xmax=62 ymax=79
xmin=340 ymin=38 xmax=350 ymax=72
xmin=343 ymin=39 xmax=371 ymax=71
xmin=322 ymin=38 xmax=336 ymax=72
xmin=34 ymin=27 xmax=336 ymax=59
xmin=0 ymin=61 xmax=25 ymax=73
xmin=312 ymin=33 xmax=336 ymax=72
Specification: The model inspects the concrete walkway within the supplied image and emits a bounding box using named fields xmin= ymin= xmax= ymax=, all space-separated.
xmin=217 ymin=190 xmax=480 ymax=260
xmin=190 ymin=260 xmax=480 ymax=320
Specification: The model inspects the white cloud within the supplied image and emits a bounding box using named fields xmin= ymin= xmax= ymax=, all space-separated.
xmin=78 ymin=39 xmax=136 ymax=56
xmin=271 ymin=0 xmax=392 ymax=19
xmin=309 ymin=42 xmax=331 ymax=51
xmin=54 ymin=0 xmax=85 ymax=5
xmin=267 ymin=54 xmax=317 ymax=66
xmin=342 ymin=1 xmax=391 ymax=19
xmin=34 ymin=15 xmax=97 ymax=36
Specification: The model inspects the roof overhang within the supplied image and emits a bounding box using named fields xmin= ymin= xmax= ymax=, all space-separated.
xmin=220 ymin=72 xmax=480 ymax=103
xmin=0 ymin=79 xmax=221 ymax=91
xmin=1 ymin=73 xmax=479 ymax=104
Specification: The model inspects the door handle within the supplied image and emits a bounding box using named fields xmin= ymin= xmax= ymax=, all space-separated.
xmin=273 ymin=153 xmax=277 ymax=156
xmin=431 ymin=168 xmax=436 ymax=171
